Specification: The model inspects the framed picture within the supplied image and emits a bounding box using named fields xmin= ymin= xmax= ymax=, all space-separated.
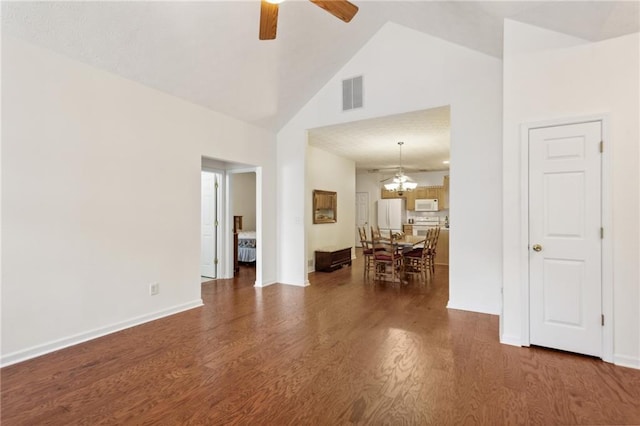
xmin=313 ymin=190 xmax=337 ymax=224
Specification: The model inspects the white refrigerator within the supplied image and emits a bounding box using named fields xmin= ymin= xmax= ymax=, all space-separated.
xmin=377 ymin=198 xmax=406 ymax=233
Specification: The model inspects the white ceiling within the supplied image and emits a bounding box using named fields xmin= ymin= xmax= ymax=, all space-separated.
xmin=309 ymin=106 xmax=450 ymax=172
xmin=3 ymin=1 xmax=638 ymax=169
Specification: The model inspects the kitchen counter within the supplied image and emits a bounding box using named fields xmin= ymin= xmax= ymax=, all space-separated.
xmin=434 ymin=229 xmax=449 ymax=265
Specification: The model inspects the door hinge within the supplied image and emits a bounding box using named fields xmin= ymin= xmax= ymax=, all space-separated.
xmin=214 ymin=258 xmax=219 ymax=265
xmin=600 ymin=227 xmax=604 ymax=239
xmin=601 ymin=314 xmax=605 ymax=326
xmin=215 ymin=220 xmax=219 ymax=227
xmin=215 ymin=181 xmax=219 ymax=189
xmin=599 ymin=141 xmax=603 ymax=153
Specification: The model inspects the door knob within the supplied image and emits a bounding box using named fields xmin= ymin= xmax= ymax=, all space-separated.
xmin=532 ymin=244 xmax=543 ymax=252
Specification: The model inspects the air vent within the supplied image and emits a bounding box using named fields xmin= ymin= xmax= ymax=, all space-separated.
xmin=342 ymin=76 xmax=363 ymax=111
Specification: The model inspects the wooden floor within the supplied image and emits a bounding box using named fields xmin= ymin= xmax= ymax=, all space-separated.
xmin=2 ymin=255 xmax=640 ymax=425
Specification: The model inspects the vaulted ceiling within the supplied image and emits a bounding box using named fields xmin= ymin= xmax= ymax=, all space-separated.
xmin=3 ymin=1 xmax=638 ymax=168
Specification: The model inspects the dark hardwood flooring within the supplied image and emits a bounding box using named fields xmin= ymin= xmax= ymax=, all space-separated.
xmin=2 ymin=255 xmax=640 ymax=425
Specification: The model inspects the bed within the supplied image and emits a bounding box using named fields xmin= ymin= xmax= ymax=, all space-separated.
xmin=237 ymin=231 xmax=256 ymax=263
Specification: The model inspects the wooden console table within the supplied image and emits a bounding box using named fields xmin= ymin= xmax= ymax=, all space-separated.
xmin=315 ymin=247 xmax=352 ymax=272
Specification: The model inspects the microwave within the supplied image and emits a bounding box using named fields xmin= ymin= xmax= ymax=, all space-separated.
xmin=415 ymin=198 xmax=439 ymax=211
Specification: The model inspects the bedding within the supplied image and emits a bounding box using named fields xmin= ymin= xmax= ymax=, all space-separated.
xmin=237 ymin=231 xmax=256 ymax=262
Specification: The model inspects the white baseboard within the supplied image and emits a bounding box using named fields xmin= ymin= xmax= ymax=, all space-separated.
xmin=614 ymin=354 xmax=640 ymax=370
xmin=277 ymin=280 xmax=310 ymax=287
xmin=446 ymin=300 xmax=500 ymax=316
xmin=500 ymin=334 xmax=523 ymax=347
xmin=1 ymin=300 xmax=204 ymax=367
xmin=254 ymin=280 xmax=277 ymax=288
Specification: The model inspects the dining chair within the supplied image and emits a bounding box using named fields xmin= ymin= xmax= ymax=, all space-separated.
xmin=358 ymin=226 xmax=375 ymax=279
xmin=403 ymin=228 xmax=435 ymax=281
xmin=370 ymin=225 xmax=381 ymax=240
xmin=428 ymin=227 xmax=441 ymax=275
xmin=373 ymin=236 xmax=404 ymax=284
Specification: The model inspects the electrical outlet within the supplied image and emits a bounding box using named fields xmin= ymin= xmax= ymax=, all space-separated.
xmin=149 ymin=282 xmax=159 ymax=296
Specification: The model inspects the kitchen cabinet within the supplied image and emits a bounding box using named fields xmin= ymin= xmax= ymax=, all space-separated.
xmin=384 ymin=181 xmax=448 ymax=211
xmin=407 ymin=186 xmax=443 ymax=210
xmin=414 ymin=187 xmax=429 ymax=199
xmin=405 ymin=191 xmax=416 ymax=210
xmin=381 ymin=188 xmax=405 ymax=199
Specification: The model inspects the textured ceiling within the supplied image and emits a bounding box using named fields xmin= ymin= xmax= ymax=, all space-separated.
xmin=2 ymin=1 xmax=638 ymax=169
xmin=309 ymin=106 xmax=450 ymax=172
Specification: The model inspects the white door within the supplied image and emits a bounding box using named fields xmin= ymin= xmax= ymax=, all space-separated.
xmin=355 ymin=192 xmax=369 ymax=246
xmin=201 ymin=171 xmax=217 ymax=278
xmin=529 ymin=121 xmax=602 ymax=357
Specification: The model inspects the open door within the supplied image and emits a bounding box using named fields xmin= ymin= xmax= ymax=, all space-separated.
xmin=201 ymin=171 xmax=221 ymax=279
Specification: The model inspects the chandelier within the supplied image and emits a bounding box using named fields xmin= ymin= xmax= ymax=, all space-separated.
xmin=383 ymin=142 xmax=417 ymax=195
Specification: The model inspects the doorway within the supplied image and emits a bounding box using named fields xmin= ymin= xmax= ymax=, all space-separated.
xmin=526 ymin=119 xmax=608 ymax=358
xmin=230 ymin=171 xmax=257 ymax=274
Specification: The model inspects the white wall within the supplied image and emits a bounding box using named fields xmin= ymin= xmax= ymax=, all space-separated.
xmin=231 ymin=172 xmax=257 ymax=231
xmin=278 ymin=22 xmax=503 ymax=315
xmin=355 ymin=172 xmax=383 ymax=243
xmin=1 ymin=36 xmax=277 ymax=365
xmin=501 ymin=21 xmax=640 ymax=368
xmin=307 ymin=146 xmax=356 ymax=272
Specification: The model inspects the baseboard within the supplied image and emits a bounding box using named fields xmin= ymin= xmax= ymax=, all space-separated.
xmin=1 ymin=299 xmax=204 ymax=367
xmin=614 ymin=354 xmax=640 ymax=370
xmin=277 ymin=280 xmax=310 ymax=287
xmin=254 ymin=280 xmax=277 ymax=288
xmin=500 ymin=333 xmax=523 ymax=347
xmin=446 ymin=300 xmax=500 ymax=316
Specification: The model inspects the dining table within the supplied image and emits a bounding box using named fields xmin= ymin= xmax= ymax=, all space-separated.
xmin=393 ymin=234 xmax=426 ymax=247
xmin=366 ymin=234 xmax=426 ymax=253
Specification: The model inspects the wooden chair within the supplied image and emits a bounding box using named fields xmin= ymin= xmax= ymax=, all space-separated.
xmin=358 ymin=226 xmax=375 ymax=279
xmin=403 ymin=228 xmax=435 ymax=281
xmin=371 ymin=225 xmax=393 ymax=243
xmin=428 ymin=227 xmax=441 ymax=275
xmin=370 ymin=225 xmax=381 ymax=240
xmin=373 ymin=236 xmax=404 ymax=284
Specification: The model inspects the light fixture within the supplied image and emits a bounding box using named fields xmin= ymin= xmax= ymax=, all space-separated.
xmin=383 ymin=142 xmax=418 ymax=195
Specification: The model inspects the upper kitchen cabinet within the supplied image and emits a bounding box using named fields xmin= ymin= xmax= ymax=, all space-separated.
xmin=405 ymin=190 xmax=416 ymax=210
xmin=406 ymin=181 xmax=449 ymax=211
xmin=381 ymin=188 xmax=405 ymax=199
xmin=417 ymin=187 xmax=440 ymax=199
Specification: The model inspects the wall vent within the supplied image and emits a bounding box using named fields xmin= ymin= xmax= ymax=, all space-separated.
xmin=342 ymin=76 xmax=363 ymax=111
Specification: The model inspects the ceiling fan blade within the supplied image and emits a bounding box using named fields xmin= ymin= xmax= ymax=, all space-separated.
xmin=309 ymin=0 xmax=359 ymax=23
xmin=259 ymin=0 xmax=279 ymax=40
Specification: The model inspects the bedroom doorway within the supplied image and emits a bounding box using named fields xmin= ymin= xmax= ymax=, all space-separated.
xmin=230 ymin=171 xmax=257 ymax=273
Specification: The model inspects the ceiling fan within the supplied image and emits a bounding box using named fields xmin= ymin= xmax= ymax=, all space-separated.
xmin=260 ymin=0 xmax=359 ymax=40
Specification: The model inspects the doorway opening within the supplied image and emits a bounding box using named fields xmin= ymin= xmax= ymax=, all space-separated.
xmin=307 ymin=106 xmax=451 ymax=280
xmin=230 ymin=171 xmax=257 ymax=275
xmin=201 ymin=156 xmax=263 ymax=286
